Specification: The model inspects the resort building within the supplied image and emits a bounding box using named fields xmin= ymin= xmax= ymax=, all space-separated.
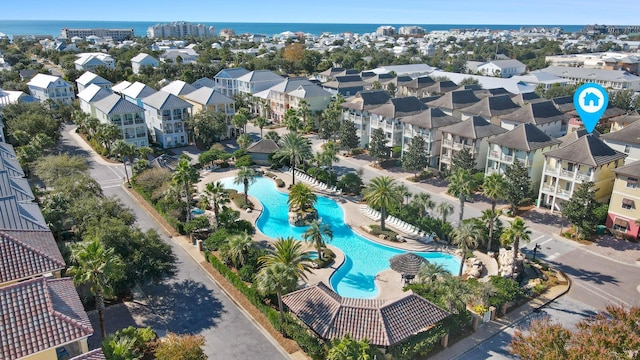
xmin=27 ymin=74 xmax=75 ymax=104
xmin=472 ymin=59 xmax=527 ymax=78
xmin=322 ymin=75 xmax=366 ymax=97
xmin=458 ymin=94 xmax=521 ymax=124
xmin=369 ymin=97 xmax=428 ymax=147
xmin=601 ymin=118 xmax=640 ymax=164
xmin=423 ymin=80 xmax=460 ymax=96
xmin=606 ymin=160 xmax=640 ymax=239
xmin=246 ymin=139 xmax=279 ymax=165
xmin=141 ymin=91 xmax=192 ymax=148
xmin=75 ymin=71 xmax=112 ymax=93
xmin=341 ymin=90 xmax=391 ymax=147
xmin=498 ymin=100 xmax=571 ymax=138
xmin=400 ymin=107 xmax=461 ymax=168
xmin=439 ymin=116 xmax=507 ymax=171
xmin=213 ymin=67 xmax=251 ymax=97
xmin=147 ymin=21 xmax=216 ymax=39
xmin=131 ymin=53 xmax=159 ymax=74
xmin=372 ymin=64 xmax=435 ymax=78
xmin=538 ymin=66 xmax=640 ymax=91
xmin=485 ymin=123 xmax=561 ymax=193
xmin=253 ymin=78 xmax=328 ymax=122
xmin=183 ymin=87 xmax=236 ymax=138
xmin=61 ymin=27 xmax=133 ymax=41
xmin=316 ymin=68 xmax=359 ymax=83
xmin=426 ymin=89 xmax=482 ymax=118
xmin=92 ymin=93 xmax=149 ymax=147
xmin=397 ymin=76 xmax=435 ymax=98
xmin=537 ymin=134 xmax=627 ymax=212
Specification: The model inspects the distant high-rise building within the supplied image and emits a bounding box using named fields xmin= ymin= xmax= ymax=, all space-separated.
xmin=398 ymin=26 xmax=426 ymax=36
xmin=147 ymin=21 xmax=216 ymax=39
xmin=61 ymin=28 xmax=134 ymax=41
xmin=376 ymin=26 xmax=396 ymax=36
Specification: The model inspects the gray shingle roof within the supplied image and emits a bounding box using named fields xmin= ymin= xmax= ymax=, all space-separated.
xmin=214 ymin=67 xmax=250 ymax=79
xmin=544 ymin=133 xmax=627 ymax=167
xmin=568 ymin=104 xmax=626 ymax=120
xmin=341 ymin=90 xmax=390 ymax=111
xmin=511 ymin=92 xmax=544 ymax=106
xmin=551 ymin=95 xmax=574 ymax=112
xmin=0 ymin=277 xmax=93 ymax=359
xmin=499 ymin=100 xmax=571 ymax=126
xmin=601 ymin=117 xmax=640 ymax=145
xmin=559 ymin=128 xmax=600 ymax=147
xmin=458 ymin=94 xmax=521 ymax=118
xmin=92 ymin=93 xmax=144 ymax=115
xmin=541 ymin=66 xmax=640 ymax=83
xmin=398 ymin=76 xmax=435 ymax=89
xmin=424 ymin=80 xmax=459 ymax=94
xmin=439 ymin=116 xmax=507 ymax=139
xmin=399 ymin=107 xmax=461 ymax=129
xmin=613 ymin=160 xmax=640 ymax=178
xmin=142 ymin=90 xmax=192 ymax=110
xmin=282 ymin=282 xmax=449 ymax=347
xmin=184 ymin=87 xmax=234 ymax=106
xmin=191 ymin=77 xmax=215 ymax=89
xmin=246 ymin=139 xmax=279 ymax=154
xmin=426 ymin=89 xmax=482 ymax=111
xmin=489 ymin=123 xmax=561 ymax=151
xmin=236 ymin=70 xmax=283 ymax=83
xmin=287 ymin=84 xmax=332 ymax=99
xmin=369 ymin=97 xmax=427 ymax=118
xmin=0 ymin=231 xmax=66 ymax=284
xmin=608 ymin=113 xmax=640 ymax=124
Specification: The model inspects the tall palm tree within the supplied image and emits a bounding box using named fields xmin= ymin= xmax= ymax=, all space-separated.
xmin=500 ymin=217 xmax=532 ymax=275
xmin=234 ymin=166 xmax=257 ymax=205
xmin=232 ymin=107 xmax=249 ymax=134
xmin=480 ymin=209 xmax=501 ymax=252
xmin=412 ymin=192 xmax=435 ymax=217
xmin=321 ymin=143 xmax=340 ymax=186
xmin=237 ymin=133 xmax=252 ymax=150
xmin=418 ymin=261 xmax=450 ymax=285
xmin=221 ymin=232 xmax=254 ymax=269
xmin=173 ymin=157 xmax=198 ymax=221
xmin=253 ymin=116 xmax=268 ymax=138
xmin=111 ymin=140 xmax=137 ymax=186
xmin=203 ymin=181 xmax=229 ymax=228
xmin=362 ymin=176 xmax=402 ymax=231
xmin=273 ymin=132 xmax=312 ymax=185
xmin=436 ymin=202 xmax=455 ymax=223
xmin=448 ymin=169 xmax=474 ymax=224
xmin=395 ymin=184 xmax=411 ymax=207
xmin=451 ymin=220 xmax=484 ymax=277
xmin=256 ymin=237 xmax=313 ymax=325
xmin=298 ymin=99 xmax=312 ymax=129
xmin=284 ymin=108 xmax=303 ymax=133
xmin=68 ymin=238 xmax=125 ymax=340
xmin=482 ymin=173 xmax=506 ymax=252
xmin=287 ymin=183 xmax=317 ymax=212
xmin=303 ymin=220 xmax=333 ymax=261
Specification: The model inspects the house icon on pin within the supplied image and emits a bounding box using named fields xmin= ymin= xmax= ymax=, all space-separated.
xmin=583 ymin=92 xmax=600 ymax=107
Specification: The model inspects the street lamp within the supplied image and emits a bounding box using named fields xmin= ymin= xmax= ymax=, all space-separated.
xmin=532 ymin=243 xmax=542 ymax=261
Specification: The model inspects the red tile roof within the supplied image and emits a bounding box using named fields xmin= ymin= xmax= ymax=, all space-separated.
xmin=0 ymin=231 xmax=66 ymax=284
xmin=0 ymin=277 xmax=93 ymax=359
xmin=282 ymin=282 xmax=450 ymax=346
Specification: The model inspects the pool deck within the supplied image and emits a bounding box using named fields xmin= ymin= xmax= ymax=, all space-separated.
xmin=198 ymin=167 xmax=499 ymax=300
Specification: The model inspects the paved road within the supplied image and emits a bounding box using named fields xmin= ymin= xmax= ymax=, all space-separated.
xmin=58 ymin=125 xmax=287 ymax=359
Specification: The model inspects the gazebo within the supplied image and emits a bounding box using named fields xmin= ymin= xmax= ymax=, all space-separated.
xmin=389 ymin=252 xmax=428 ymax=283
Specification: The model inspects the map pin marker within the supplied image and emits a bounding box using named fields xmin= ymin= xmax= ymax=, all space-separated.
xmin=573 ymin=83 xmax=609 ymax=134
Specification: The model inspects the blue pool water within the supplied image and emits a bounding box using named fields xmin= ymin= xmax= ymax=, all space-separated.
xmin=219 ymin=176 xmax=460 ymax=298
xmin=191 ymin=208 xmax=205 ymax=215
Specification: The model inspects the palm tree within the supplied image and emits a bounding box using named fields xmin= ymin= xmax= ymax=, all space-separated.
xmin=448 ymin=169 xmax=474 ymax=224
xmin=287 ymin=183 xmax=317 ymax=211
xmin=173 ymin=157 xmax=198 ymax=222
xmin=321 ymin=143 xmax=340 ymax=186
xmin=111 ymin=140 xmax=137 ymax=186
xmin=436 ymin=202 xmax=455 ymax=223
xmin=237 ymin=133 xmax=252 ymax=150
xmin=303 ymin=220 xmax=333 ymax=260
xmin=232 ymin=108 xmax=249 ymax=134
xmin=480 ymin=209 xmax=501 ymax=252
xmin=256 ymin=237 xmax=313 ymax=325
xmin=298 ymin=99 xmax=312 ymax=129
xmin=451 ymin=220 xmax=484 ymax=277
xmin=253 ymin=116 xmax=268 ymax=138
xmin=482 ymin=173 xmax=506 ymax=252
xmin=500 ymin=217 xmax=532 ymax=275
xmin=284 ymin=108 xmax=303 ymax=133
xmin=273 ymin=132 xmax=312 ymax=185
xmin=203 ymin=181 xmax=230 ymax=228
xmin=395 ymin=184 xmax=411 ymax=207
xmin=68 ymin=238 xmax=125 ymax=340
xmin=234 ymin=166 xmax=257 ymax=205
xmin=417 ymin=261 xmax=450 ymax=285
xmin=362 ymin=176 xmax=402 ymax=231
xmin=221 ymin=232 xmax=254 ymax=268
xmin=412 ymin=192 xmax=435 ymax=217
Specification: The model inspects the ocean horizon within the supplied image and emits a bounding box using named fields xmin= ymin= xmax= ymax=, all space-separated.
xmin=0 ymin=20 xmax=586 ymax=38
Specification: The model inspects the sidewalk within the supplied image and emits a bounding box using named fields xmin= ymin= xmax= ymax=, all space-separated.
xmin=430 ymin=276 xmax=571 ymax=360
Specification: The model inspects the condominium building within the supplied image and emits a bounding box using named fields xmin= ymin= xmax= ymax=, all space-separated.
xmin=147 ymin=21 xmax=216 ymax=39
xmin=184 ymin=87 xmax=236 ymax=138
xmin=369 ymin=97 xmax=427 ymax=147
xmin=439 ymin=116 xmax=507 ymax=171
xmin=341 ymin=90 xmax=391 ymax=147
xmin=426 ymin=89 xmax=482 ymax=118
xmin=400 ymin=107 xmax=461 ymax=168
xmin=498 ymin=100 xmax=571 ymax=138
xmin=61 ymin=27 xmax=134 ymax=41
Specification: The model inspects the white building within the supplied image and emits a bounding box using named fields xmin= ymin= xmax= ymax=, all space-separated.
xmin=92 ymin=93 xmax=149 ymax=147
xmin=236 ymin=70 xmax=284 ymax=95
xmin=26 ymin=74 xmax=75 ymax=104
xmin=77 ymin=84 xmax=111 ymax=116
xmin=74 ymin=53 xmax=116 ymax=71
xmin=539 ymin=66 xmax=640 ymax=91
xmin=439 ymin=116 xmax=507 ymax=171
xmin=341 ymin=90 xmax=392 ymax=147
xmin=601 ymin=119 xmax=640 ymax=165
xmin=147 ymin=22 xmax=216 ymax=39
xmin=141 ymin=91 xmax=192 ymax=148
xmin=498 ymin=100 xmax=571 ymax=138
xmin=475 ymin=59 xmax=527 ymax=78
xmin=160 ymin=49 xmax=199 ymax=64
xmin=213 ymin=67 xmax=251 ymax=97
xmin=400 ymin=108 xmax=461 ymax=168
xmin=130 ymin=53 xmax=159 ymax=74
xmin=75 ymin=71 xmax=112 ymax=93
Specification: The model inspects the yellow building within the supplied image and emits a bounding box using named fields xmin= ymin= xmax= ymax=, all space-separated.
xmin=606 ymin=160 xmax=640 ymax=239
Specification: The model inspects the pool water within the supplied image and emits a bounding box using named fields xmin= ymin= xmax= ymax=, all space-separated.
xmin=219 ymin=176 xmax=460 ymax=299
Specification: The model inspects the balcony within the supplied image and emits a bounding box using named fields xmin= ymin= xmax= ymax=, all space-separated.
xmin=541 ymin=184 xmax=555 ymax=193
xmin=135 ymin=117 xmax=145 ymax=124
xmin=503 ymin=154 xmax=513 ymax=162
xmin=125 ymin=133 xmax=136 ymax=139
xmin=560 ymin=169 xmax=574 ymax=178
xmin=136 ymin=132 xmax=146 ymax=138
xmin=441 ymin=154 xmax=452 ymax=162
xmin=463 ymin=144 xmax=476 ymax=153
xmin=544 ymin=166 xmax=558 ymax=175
xmin=576 ymin=173 xmax=593 ymax=182
xmin=556 ymin=189 xmax=571 ymax=198
xmin=443 ymin=139 xmax=453 ymax=147
xmin=487 ymin=168 xmax=499 ymax=175
xmin=489 ymin=151 xmax=500 ymax=160
xmin=453 ymin=143 xmax=463 ymax=150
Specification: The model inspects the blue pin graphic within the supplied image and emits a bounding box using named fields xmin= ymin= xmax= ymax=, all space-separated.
xmin=573 ymin=83 xmax=609 ymax=133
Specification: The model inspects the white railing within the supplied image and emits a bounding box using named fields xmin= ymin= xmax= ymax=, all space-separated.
xmin=545 ymin=166 xmax=558 ymax=175
xmin=489 ymin=151 xmax=500 ymax=160
xmin=453 ymin=143 xmax=463 ymax=150
xmin=560 ymin=169 xmax=574 ymax=178
xmin=556 ymin=189 xmax=571 ymax=197
xmin=542 ymin=184 xmax=555 ymax=192
xmin=576 ymin=173 xmax=592 ymax=182
xmin=503 ymin=154 xmax=513 ymax=162
xmin=443 ymin=139 xmax=453 ymax=147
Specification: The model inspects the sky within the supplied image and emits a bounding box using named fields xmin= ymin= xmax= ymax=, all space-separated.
xmin=2 ymin=0 xmax=637 ymax=25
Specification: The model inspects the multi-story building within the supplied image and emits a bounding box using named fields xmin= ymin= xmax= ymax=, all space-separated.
xmin=485 ymin=123 xmax=561 ymax=193
xmin=537 ymin=134 xmax=627 ymax=212
xmin=117 ymin=81 xmax=158 ymax=108
xmin=74 ymin=53 xmax=116 ymax=71
xmin=236 ymin=70 xmax=284 ymax=95
xmin=376 ymin=26 xmax=396 ymax=36
xmin=606 ymin=160 xmax=640 ymax=239
xmin=498 ymin=100 xmax=571 ymax=138
xmin=160 ymin=48 xmax=199 ymax=65
xmin=423 ymin=80 xmax=460 ymax=95
xmin=539 ymin=66 xmax=640 ymax=91
xmin=147 ymin=21 xmax=216 ymax=39
xmin=192 ymin=77 xmax=216 ymax=89
xmin=458 ymin=94 xmax=521 ymax=124
xmin=439 ymin=116 xmax=507 ymax=171
xmin=321 ymin=75 xmax=366 ymax=96
xmin=397 ymin=76 xmax=435 ymax=98
xmin=369 ymin=97 xmax=427 ymax=147
xmin=426 ymin=89 xmax=482 ymax=118
xmin=608 ymin=112 xmax=640 ymax=132
xmin=161 ymin=80 xmax=197 ymax=98
xmin=254 ymin=78 xmax=318 ymax=122
xmin=61 ymin=27 xmax=134 ymax=41
xmin=341 ymin=90 xmax=391 ymax=147
xmin=398 ymin=26 xmax=426 ymax=36
xmin=26 ymin=74 xmax=75 ymax=104
xmin=475 ymin=59 xmax=527 ymax=78
xmin=75 ymin=71 xmax=112 ymax=93
xmin=317 ymin=68 xmax=360 ymax=83
xmin=92 ymin=93 xmax=149 ymax=147
xmin=400 ymin=107 xmax=460 ymax=168
xmin=131 ymin=53 xmax=159 ymax=74
xmin=184 ymin=87 xmax=236 ymax=138
xmin=213 ymin=67 xmax=250 ymax=97
xmin=142 ymin=91 xmax=192 ymax=148
xmin=286 ymin=84 xmax=332 ymax=119
xmin=601 ymin=118 xmax=640 ymax=164
xmin=77 ymin=84 xmax=111 ymax=115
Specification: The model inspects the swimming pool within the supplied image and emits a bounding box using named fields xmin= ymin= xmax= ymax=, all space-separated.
xmin=219 ymin=176 xmax=460 ymax=298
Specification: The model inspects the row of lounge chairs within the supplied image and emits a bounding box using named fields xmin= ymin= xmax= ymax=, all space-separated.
xmin=286 ymin=168 xmax=342 ymax=194
xmin=359 ymin=205 xmax=434 ymax=243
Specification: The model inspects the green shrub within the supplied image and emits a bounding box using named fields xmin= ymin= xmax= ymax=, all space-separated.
xmin=488 ymin=275 xmax=524 ymax=307
xmin=204 ymin=229 xmax=232 ymax=251
xmin=369 ymin=224 xmax=398 ymax=241
xmin=230 ymin=192 xmax=254 ymax=209
xmin=219 ymin=161 xmax=230 ymax=168
xmin=235 ymin=155 xmax=254 ymax=167
xmin=337 ymin=173 xmax=364 ymax=195
xmin=387 ymin=323 xmax=446 ymax=360
xmin=227 ymin=219 xmax=256 ymax=234
xmin=350 ymin=148 xmax=364 ymax=156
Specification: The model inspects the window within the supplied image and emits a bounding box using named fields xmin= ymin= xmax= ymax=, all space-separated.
xmin=613 ymin=218 xmax=629 ymax=231
xmin=622 ymin=198 xmax=634 ymax=210
xmin=624 ymin=145 xmax=631 ymax=154
xmin=627 ymin=178 xmax=638 ymax=189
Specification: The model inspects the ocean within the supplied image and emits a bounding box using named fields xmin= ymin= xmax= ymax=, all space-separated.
xmin=0 ymin=20 xmax=585 ymax=38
